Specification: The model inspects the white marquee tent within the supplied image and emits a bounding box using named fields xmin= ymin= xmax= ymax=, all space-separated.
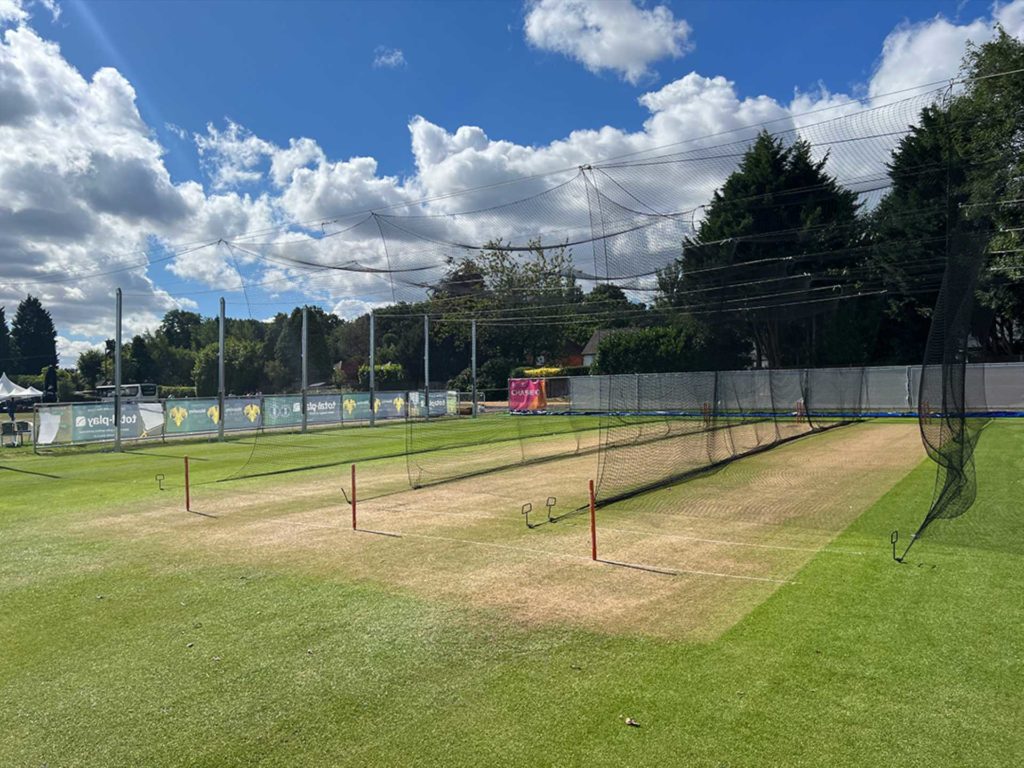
xmin=0 ymin=373 xmax=43 ymax=401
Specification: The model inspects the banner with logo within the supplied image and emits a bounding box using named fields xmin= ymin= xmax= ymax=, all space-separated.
xmin=263 ymin=395 xmax=303 ymax=428
xmin=509 ymin=379 xmax=547 ymax=412
xmin=341 ymin=393 xmax=372 ymax=422
xmin=223 ymin=397 xmax=262 ymax=430
xmin=35 ymin=402 xmax=164 ymax=445
xmin=165 ymin=398 xmax=220 ymax=434
xmin=374 ymin=391 xmax=407 ymax=420
xmin=306 ymin=394 xmax=342 ymax=424
xmin=429 ymin=391 xmax=448 ymax=417
xmin=407 ymin=391 xmax=455 ymax=418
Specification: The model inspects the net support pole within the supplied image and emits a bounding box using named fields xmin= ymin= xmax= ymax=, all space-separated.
xmin=350 ymin=463 xmax=357 ymax=530
xmin=184 ymin=455 xmax=191 ymax=512
xmin=301 ymin=306 xmax=308 ymax=434
xmin=368 ymin=310 xmax=376 ymax=427
xmin=423 ymin=314 xmax=430 ymax=421
xmin=113 ymin=287 xmax=122 ymax=452
xmin=217 ymin=297 xmax=225 ymax=442
xmin=471 ymin=318 xmax=478 ymax=418
xmin=589 ymin=478 xmax=597 ymax=561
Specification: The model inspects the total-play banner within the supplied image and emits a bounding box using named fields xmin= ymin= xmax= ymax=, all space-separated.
xmin=35 ymin=402 xmax=165 ymax=445
xmin=306 ymin=394 xmax=342 ymax=424
xmin=509 ymin=379 xmax=547 ymax=412
xmin=262 ymin=394 xmax=347 ymax=427
xmin=408 ymin=390 xmax=454 ymax=418
xmin=429 ymin=391 xmax=448 ymax=416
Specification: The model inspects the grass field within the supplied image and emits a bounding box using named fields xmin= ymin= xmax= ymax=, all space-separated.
xmin=1 ymin=417 xmax=1021 ymax=766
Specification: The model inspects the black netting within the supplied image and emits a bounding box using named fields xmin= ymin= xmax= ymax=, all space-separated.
xmin=910 ymin=232 xmax=991 ymax=548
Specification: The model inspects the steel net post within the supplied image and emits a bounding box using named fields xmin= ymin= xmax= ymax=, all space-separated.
xmin=218 ymin=297 xmax=225 ymax=442
xmin=114 ymin=287 xmax=122 ymax=452
xmin=423 ymin=314 xmax=430 ymax=421
xmin=368 ymin=311 xmax=376 ymax=427
xmin=301 ymin=306 xmax=308 ymax=434
xmin=471 ymin=318 xmax=478 ymax=418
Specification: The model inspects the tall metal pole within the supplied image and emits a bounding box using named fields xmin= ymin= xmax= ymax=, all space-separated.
xmin=114 ymin=288 xmax=122 ymax=452
xmin=423 ymin=314 xmax=430 ymax=420
xmin=218 ymin=297 xmax=225 ymax=441
xmin=471 ymin=318 xmax=478 ymax=418
xmin=368 ymin=310 xmax=376 ymax=427
xmin=301 ymin=306 xmax=309 ymax=434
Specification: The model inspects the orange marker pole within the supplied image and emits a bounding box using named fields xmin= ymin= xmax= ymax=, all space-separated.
xmin=589 ymin=478 xmax=597 ymax=561
xmin=351 ymin=463 xmax=357 ymax=530
xmin=184 ymin=455 xmax=191 ymax=512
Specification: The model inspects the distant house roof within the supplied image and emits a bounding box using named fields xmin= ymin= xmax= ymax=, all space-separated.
xmin=582 ymin=328 xmax=633 ymax=357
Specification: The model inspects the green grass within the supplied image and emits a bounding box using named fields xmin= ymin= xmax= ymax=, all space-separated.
xmin=1 ymin=420 xmax=1021 ymax=766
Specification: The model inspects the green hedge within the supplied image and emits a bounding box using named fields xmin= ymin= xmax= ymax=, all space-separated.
xmin=160 ymin=385 xmax=198 ymax=399
xmin=509 ymin=365 xmax=591 ymax=379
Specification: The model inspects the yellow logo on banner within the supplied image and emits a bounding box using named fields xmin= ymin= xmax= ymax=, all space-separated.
xmin=392 ymin=396 xmax=405 ymax=413
xmin=206 ymin=405 xmax=220 ymax=425
xmin=372 ymin=398 xmax=380 ymax=413
xmin=169 ymin=406 xmax=188 ymax=427
xmin=343 ymin=398 xmax=356 ymax=415
xmin=243 ymin=403 xmax=261 ymax=423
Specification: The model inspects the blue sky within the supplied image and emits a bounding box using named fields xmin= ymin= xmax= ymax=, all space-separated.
xmin=53 ymin=0 xmax=991 ymax=181
xmin=1 ymin=0 xmax=1020 ymax=361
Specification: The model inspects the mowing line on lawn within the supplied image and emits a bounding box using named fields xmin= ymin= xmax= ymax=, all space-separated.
xmin=248 ymin=518 xmax=794 ymax=583
xmin=597 ymin=525 xmax=865 ymax=556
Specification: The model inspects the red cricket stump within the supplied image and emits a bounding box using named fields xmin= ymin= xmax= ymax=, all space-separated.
xmin=184 ymin=455 xmax=191 ymax=512
xmin=589 ymin=478 xmax=597 ymax=561
xmin=350 ymin=463 xmax=357 ymax=530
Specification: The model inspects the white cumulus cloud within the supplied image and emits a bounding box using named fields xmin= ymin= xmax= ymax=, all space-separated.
xmin=524 ymin=0 xmax=692 ymax=84
xmin=0 ymin=0 xmax=28 ymax=24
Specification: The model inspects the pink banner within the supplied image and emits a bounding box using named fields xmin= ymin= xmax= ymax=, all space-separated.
xmin=509 ymin=378 xmax=547 ymax=412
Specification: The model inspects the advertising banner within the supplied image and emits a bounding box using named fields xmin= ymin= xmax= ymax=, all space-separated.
xmin=72 ymin=402 xmax=165 ymax=442
xmin=72 ymin=402 xmax=120 ymax=442
xmin=509 ymin=379 xmax=547 ymax=412
xmin=429 ymin=391 xmax=448 ymax=417
xmin=263 ymin=395 xmax=303 ymax=428
xmin=447 ymin=390 xmax=459 ymax=416
xmin=35 ymin=404 xmax=72 ymax=445
xmin=35 ymin=402 xmax=164 ymax=445
xmin=306 ymin=394 xmax=342 ymax=424
xmin=341 ymin=393 xmax=372 ymax=422
xmin=407 ymin=391 xmax=423 ymax=418
xmin=135 ymin=402 xmax=165 ymax=437
xmin=407 ymin=391 xmax=447 ymax=418
xmin=374 ymin=391 xmax=408 ymax=420
xmin=223 ymin=397 xmax=262 ymax=431
xmin=165 ymin=398 xmax=220 ymax=434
